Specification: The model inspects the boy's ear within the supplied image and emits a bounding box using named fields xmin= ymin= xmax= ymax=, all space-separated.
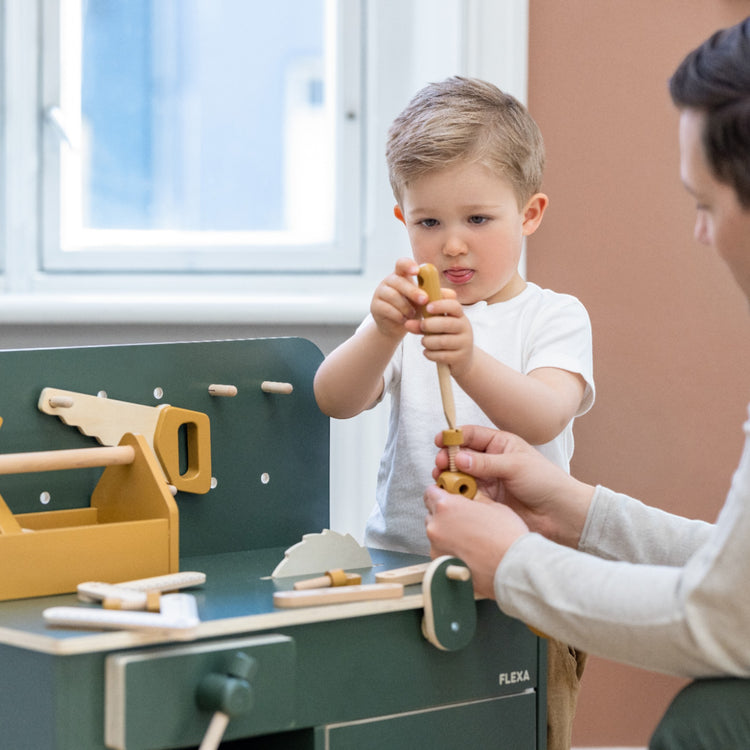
xmin=521 ymin=193 xmax=549 ymax=236
xmin=393 ymin=205 xmax=405 ymax=224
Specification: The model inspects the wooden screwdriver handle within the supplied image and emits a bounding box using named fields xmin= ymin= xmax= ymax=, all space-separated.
xmin=417 ymin=263 xmax=456 ymax=429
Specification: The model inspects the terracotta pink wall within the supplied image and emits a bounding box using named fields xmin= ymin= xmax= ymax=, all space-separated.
xmin=527 ymin=2 xmax=750 ymax=746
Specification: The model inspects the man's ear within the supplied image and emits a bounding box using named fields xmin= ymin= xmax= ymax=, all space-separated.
xmin=393 ymin=205 xmax=405 ymax=224
xmin=521 ymin=193 xmax=549 ymax=236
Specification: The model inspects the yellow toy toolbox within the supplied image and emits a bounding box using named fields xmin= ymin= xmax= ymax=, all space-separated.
xmin=0 ymin=433 xmax=179 ymax=600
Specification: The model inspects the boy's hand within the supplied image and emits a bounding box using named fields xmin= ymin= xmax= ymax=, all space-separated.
xmin=370 ymin=257 xmax=429 ymax=339
xmin=417 ymin=295 xmax=474 ymax=377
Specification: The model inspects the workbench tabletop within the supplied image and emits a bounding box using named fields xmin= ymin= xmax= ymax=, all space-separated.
xmin=0 ymin=547 xmax=429 ymax=656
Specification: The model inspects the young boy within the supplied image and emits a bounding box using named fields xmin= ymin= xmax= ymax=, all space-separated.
xmin=314 ymin=77 xmax=595 ymax=750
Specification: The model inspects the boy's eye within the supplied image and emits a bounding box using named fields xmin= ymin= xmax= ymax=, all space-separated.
xmin=468 ymin=215 xmax=488 ymax=225
xmin=420 ymin=218 xmax=439 ymax=228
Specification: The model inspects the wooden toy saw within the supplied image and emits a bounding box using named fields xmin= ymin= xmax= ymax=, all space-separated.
xmin=38 ymin=387 xmax=211 ymax=494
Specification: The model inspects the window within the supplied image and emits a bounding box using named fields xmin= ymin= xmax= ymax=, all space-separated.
xmin=1 ymin=1 xmax=527 ymax=323
xmin=43 ymin=0 xmax=361 ymax=273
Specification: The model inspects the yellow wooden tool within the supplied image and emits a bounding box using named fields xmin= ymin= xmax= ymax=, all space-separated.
xmin=417 ymin=264 xmax=477 ymax=498
xmin=0 ymin=433 xmax=179 ymax=601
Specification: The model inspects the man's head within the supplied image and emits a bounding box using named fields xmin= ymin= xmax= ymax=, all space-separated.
xmin=669 ymin=17 xmax=750 ymax=208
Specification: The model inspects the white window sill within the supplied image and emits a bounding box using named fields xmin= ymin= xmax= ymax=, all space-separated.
xmin=0 ymin=292 xmax=369 ymax=325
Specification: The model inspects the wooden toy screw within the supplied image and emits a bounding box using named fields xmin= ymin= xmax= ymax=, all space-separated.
xmin=417 ymin=263 xmax=477 ymax=499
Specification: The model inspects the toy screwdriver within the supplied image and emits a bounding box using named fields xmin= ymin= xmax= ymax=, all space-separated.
xmin=417 ymin=263 xmax=477 ymax=498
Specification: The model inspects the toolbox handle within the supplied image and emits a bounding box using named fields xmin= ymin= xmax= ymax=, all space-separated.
xmin=0 ymin=444 xmax=135 ymax=475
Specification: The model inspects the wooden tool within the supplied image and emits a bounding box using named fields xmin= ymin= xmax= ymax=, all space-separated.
xmin=38 ymin=387 xmax=212 ymax=494
xmin=376 ymin=561 xmax=471 ymax=586
xmin=43 ymin=593 xmax=200 ymax=637
xmin=293 ymin=568 xmax=362 ymax=590
xmin=271 ymin=529 xmax=372 ymax=578
xmin=273 ymin=583 xmax=403 ymax=608
xmin=417 ymin=263 xmax=477 ymax=499
xmin=0 ymin=433 xmax=179 ymax=602
xmin=78 ymin=571 xmax=207 ymax=610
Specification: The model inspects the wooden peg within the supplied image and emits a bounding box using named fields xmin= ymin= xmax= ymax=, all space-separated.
xmin=48 ymin=395 xmax=74 ymax=409
xmin=445 ymin=564 xmax=471 ymax=582
xmin=261 ymin=381 xmax=293 ymax=395
xmin=208 ymin=384 xmax=238 ymax=397
xmin=293 ymin=568 xmax=362 ymax=590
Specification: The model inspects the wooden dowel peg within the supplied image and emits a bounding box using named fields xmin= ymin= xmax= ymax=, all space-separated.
xmin=0 ymin=445 xmax=135 ymax=476
xmin=48 ymin=396 xmax=74 ymax=409
xmin=445 ymin=564 xmax=471 ymax=582
xmin=261 ymin=381 xmax=293 ymax=395
xmin=208 ymin=384 xmax=238 ymax=398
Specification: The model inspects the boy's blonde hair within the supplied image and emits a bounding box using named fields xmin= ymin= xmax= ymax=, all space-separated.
xmin=386 ymin=76 xmax=545 ymax=207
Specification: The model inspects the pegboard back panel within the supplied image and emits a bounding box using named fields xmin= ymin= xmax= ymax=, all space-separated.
xmin=0 ymin=338 xmax=329 ymax=557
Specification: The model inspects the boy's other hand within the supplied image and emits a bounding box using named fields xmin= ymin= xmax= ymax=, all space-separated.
xmin=371 ymin=257 xmax=429 ymax=339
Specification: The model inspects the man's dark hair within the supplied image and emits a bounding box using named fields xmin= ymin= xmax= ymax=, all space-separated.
xmin=669 ymin=17 xmax=750 ymax=207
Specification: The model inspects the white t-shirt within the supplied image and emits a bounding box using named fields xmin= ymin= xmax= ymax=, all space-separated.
xmin=363 ymin=282 xmax=595 ymax=555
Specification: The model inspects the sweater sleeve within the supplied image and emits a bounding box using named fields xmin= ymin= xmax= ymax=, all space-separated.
xmin=494 ymin=426 xmax=750 ymax=678
xmin=579 ymin=485 xmax=713 ymax=566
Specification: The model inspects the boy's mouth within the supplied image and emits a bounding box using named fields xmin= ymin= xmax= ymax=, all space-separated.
xmin=443 ymin=267 xmax=475 ymax=285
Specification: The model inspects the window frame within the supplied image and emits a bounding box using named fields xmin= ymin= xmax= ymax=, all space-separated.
xmin=0 ymin=0 xmax=528 ymax=325
xmin=41 ymin=0 xmax=363 ymax=275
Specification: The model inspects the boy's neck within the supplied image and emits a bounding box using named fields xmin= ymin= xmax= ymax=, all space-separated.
xmin=484 ymin=273 xmax=527 ymax=305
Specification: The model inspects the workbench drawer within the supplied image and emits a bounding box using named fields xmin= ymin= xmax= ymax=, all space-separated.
xmin=105 ymin=634 xmax=295 ymax=750
xmin=322 ymin=691 xmax=537 ymax=749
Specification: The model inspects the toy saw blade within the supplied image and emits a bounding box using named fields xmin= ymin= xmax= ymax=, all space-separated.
xmin=38 ymin=387 xmax=212 ymax=494
xmin=38 ymin=387 xmax=166 ymax=448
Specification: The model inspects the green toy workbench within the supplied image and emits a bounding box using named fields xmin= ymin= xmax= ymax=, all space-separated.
xmin=0 ymin=338 xmax=546 ymax=749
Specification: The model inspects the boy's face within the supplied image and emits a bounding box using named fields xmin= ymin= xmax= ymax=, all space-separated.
xmin=398 ymin=161 xmax=545 ymax=305
xmin=679 ymin=108 xmax=750 ymax=304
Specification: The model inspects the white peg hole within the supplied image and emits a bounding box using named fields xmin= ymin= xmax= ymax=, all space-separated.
xmin=40 ymin=491 xmax=51 ymax=505
xmin=153 ymin=387 xmax=164 ymax=400
xmin=260 ymin=473 xmax=270 ymax=485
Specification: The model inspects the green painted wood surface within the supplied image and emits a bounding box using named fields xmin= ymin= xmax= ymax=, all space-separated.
xmin=0 ymin=338 xmax=329 ymax=556
xmin=0 ymin=339 xmax=546 ymax=750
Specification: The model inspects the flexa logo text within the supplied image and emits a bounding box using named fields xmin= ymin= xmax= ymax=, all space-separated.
xmin=498 ymin=669 xmax=531 ymax=686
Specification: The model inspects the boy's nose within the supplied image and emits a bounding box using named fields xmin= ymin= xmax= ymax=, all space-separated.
xmin=442 ymin=233 xmax=468 ymax=256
